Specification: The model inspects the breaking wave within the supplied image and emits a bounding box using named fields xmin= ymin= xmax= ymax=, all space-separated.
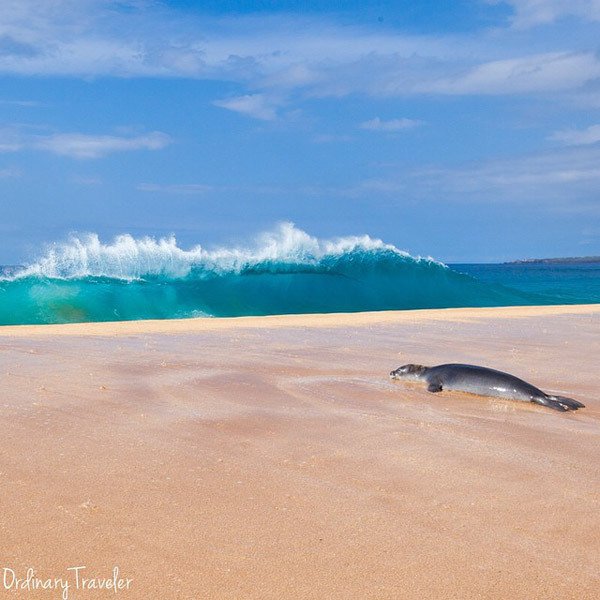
xmin=0 ymin=223 xmax=546 ymax=325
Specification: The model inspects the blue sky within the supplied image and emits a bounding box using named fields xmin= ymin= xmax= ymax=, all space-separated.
xmin=1 ymin=0 xmax=599 ymax=263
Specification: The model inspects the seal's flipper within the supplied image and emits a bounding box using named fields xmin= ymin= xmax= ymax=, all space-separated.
xmin=546 ymin=395 xmax=585 ymax=410
xmin=532 ymin=396 xmax=573 ymax=412
xmin=427 ymin=381 xmax=443 ymax=393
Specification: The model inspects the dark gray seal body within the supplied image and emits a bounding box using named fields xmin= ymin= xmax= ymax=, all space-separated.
xmin=390 ymin=363 xmax=584 ymax=412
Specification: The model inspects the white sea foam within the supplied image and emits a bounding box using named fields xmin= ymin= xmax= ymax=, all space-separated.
xmin=10 ymin=222 xmax=440 ymax=280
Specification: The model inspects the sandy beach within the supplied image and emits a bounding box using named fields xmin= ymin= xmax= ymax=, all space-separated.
xmin=1 ymin=304 xmax=599 ymax=599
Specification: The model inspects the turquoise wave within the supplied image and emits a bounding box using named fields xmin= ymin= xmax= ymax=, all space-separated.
xmin=0 ymin=223 xmax=553 ymax=325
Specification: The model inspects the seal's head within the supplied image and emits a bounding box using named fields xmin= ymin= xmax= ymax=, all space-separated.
xmin=390 ymin=364 xmax=427 ymax=381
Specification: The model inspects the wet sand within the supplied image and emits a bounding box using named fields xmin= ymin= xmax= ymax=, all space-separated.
xmin=0 ymin=305 xmax=599 ymax=599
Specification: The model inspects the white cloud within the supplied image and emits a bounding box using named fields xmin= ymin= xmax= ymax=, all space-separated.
xmin=490 ymin=0 xmax=600 ymax=28
xmin=0 ymin=127 xmax=172 ymax=158
xmin=33 ymin=131 xmax=171 ymax=158
xmin=213 ymin=94 xmax=279 ymax=121
xmin=360 ymin=117 xmax=422 ymax=132
xmin=0 ymin=99 xmax=41 ymax=107
xmin=137 ymin=183 xmax=214 ymax=194
xmin=443 ymin=150 xmax=600 ymax=188
xmin=129 ymin=145 xmax=600 ymax=212
xmin=549 ymin=124 xmax=600 ymax=145
xmin=0 ymin=141 xmax=23 ymax=153
xmin=0 ymin=0 xmax=204 ymax=77
xmin=422 ymin=52 xmax=600 ymax=95
xmin=381 ymin=146 xmax=600 ymax=209
xmin=308 ymin=146 xmax=600 ymax=213
xmin=0 ymin=0 xmax=599 ymax=113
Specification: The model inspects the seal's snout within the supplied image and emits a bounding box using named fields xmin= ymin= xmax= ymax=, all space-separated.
xmin=390 ymin=365 xmax=407 ymax=379
xmin=389 ymin=364 xmax=425 ymax=381
xmin=390 ymin=367 xmax=402 ymax=379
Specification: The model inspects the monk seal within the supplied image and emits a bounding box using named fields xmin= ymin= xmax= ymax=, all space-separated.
xmin=389 ymin=363 xmax=585 ymax=412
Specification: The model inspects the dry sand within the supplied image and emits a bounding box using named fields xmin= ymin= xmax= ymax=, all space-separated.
xmin=0 ymin=305 xmax=599 ymax=599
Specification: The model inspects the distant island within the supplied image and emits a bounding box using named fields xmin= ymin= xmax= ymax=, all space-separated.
xmin=506 ymin=256 xmax=600 ymax=265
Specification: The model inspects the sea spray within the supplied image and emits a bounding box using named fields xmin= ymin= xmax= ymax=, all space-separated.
xmin=0 ymin=223 xmax=564 ymax=325
xmin=11 ymin=223 xmax=420 ymax=280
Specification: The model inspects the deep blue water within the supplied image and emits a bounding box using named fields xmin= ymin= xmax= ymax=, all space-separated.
xmin=1 ymin=225 xmax=598 ymax=325
xmin=452 ymin=262 xmax=600 ymax=305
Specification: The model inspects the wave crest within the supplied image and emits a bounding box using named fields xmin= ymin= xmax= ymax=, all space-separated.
xmin=0 ymin=224 xmax=537 ymax=325
xmin=11 ymin=222 xmax=437 ymax=281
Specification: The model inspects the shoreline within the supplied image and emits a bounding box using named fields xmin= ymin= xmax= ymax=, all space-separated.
xmin=1 ymin=303 xmax=599 ymax=598
xmin=2 ymin=303 xmax=600 ymax=337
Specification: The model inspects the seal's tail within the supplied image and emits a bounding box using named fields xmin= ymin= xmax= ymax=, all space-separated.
xmin=537 ymin=395 xmax=585 ymax=411
xmin=549 ymin=395 xmax=585 ymax=409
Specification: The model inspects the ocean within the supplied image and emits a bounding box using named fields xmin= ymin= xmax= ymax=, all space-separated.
xmin=1 ymin=224 xmax=599 ymax=325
